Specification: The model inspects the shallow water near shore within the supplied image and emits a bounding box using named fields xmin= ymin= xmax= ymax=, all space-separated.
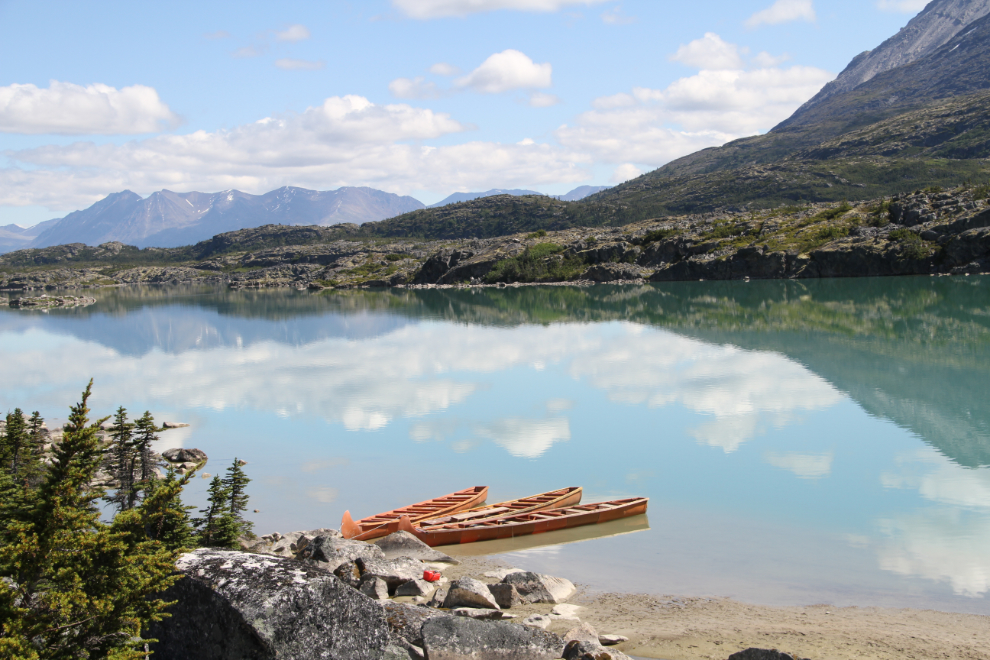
xmin=2 ymin=276 xmax=990 ymax=614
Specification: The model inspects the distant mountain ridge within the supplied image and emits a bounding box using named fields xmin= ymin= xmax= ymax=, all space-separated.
xmin=428 ymin=185 xmax=607 ymax=208
xmin=20 ymin=186 xmax=426 ymax=251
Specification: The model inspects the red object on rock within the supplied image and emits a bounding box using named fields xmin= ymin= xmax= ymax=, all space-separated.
xmin=423 ymin=570 xmax=441 ymax=582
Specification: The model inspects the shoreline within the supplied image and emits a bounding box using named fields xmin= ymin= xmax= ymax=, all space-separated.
xmin=437 ymin=554 xmax=990 ymax=660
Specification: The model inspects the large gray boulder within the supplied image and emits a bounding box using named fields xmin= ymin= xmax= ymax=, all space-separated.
xmin=148 ymin=548 xmax=390 ymax=660
xmin=501 ymin=571 xmax=575 ymax=604
xmin=374 ymin=531 xmax=458 ymax=563
xmin=443 ymin=578 xmax=500 ymax=610
xmin=358 ymin=556 xmax=425 ymax=593
xmin=422 ymin=615 xmax=564 ymax=660
xmin=380 ymin=601 xmax=447 ymax=647
xmin=302 ymin=534 xmax=387 ymax=571
xmin=727 ymin=650 xmax=809 ymax=660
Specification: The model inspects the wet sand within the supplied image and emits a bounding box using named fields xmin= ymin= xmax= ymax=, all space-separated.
xmin=431 ymin=555 xmax=990 ymax=660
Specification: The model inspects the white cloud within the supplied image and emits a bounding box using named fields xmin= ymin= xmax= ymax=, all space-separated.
xmin=389 ymin=76 xmax=442 ymax=99
xmin=557 ymin=55 xmax=833 ymax=166
xmin=765 ymin=451 xmax=834 ymax=479
xmin=601 ymin=5 xmax=636 ymax=24
xmin=275 ymin=24 xmax=311 ymax=42
xmin=610 ymin=163 xmax=641 ymax=183
xmin=393 ymin=0 xmax=612 ymax=19
xmin=456 ymin=50 xmax=552 ymax=94
xmin=429 ymin=62 xmax=461 ymax=76
xmin=876 ymin=0 xmax=928 ymax=11
xmin=528 ymin=91 xmax=561 ymax=107
xmin=670 ymin=33 xmax=745 ymax=70
xmin=232 ymin=45 xmax=266 ymax=58
xmin=0 ymin=81 xmax=179 ymax=136
xmin=752 ymin=51 xmax=791 ymax=67
xmin=477 ymin=417 xmax=570 ymax=458
xmin=745 ymin=0 xmax=817 ymax=27
xmin=1 ymin=94 xmax=594 ymax=209
xmin=274 ymin=58 xmax=325 ymax=71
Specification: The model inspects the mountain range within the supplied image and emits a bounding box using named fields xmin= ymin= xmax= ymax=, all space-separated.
xmin=0 ymin=185 xmax=607 ymax=254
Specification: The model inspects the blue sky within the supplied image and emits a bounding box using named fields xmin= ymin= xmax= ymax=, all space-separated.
xmin=0 ymin=0 xmax=926 ymax=223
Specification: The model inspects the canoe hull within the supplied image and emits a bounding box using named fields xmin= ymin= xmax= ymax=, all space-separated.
xmin=417 ymin=486 xmax=583 ymax=530
xmin=400 ymin=498 xmax=648 ymax=547
xmin=342 ymin=486 xmax=488 ymax=541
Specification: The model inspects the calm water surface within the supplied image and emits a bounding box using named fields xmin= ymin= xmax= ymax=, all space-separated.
xmin=2 ymin=277 xmax=989 ymax=613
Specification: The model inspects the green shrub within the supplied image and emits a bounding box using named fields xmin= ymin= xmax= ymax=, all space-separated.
xmin=816 ymin=201 xmax=853 ymax=221
xmin=973 ymin=184 xmax=990 ymax=201
xmin=640 ymin=228 xmax=677 ymax=244
xmin=483 ymin=243 xmax=585 ymax=283
xmin=384 ymin=253 xmax=407 ymax=262
xmin=888 ymin=228 xmax=929 ymax=259
xmin=814 ymin=226 xmax=850 ymax=241
xmin=702 ymin=223 xmax=745 ymax=240
xmin=585 ymin=236 xmax=598 ymax=245
xmin=526 ymin=230 xmax=548 ymax=239
xmin=925 ymin=185 xmax=944 ymax=194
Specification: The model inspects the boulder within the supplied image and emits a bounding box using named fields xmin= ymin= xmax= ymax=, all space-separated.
xmin=147 ymin=548 xmax=390 ymax=660
xmin=358 ymin=556 xmax=425 ymax=592
xmin=486 ymin=583 xmax=522 ymax=609
xmin=551 ymin=604 xmax=583 ymax=620
xmin=563 ymin=623 xmax=599 ymax=645
xmin=302 ymin=535 xmax=387 ymax=571
xmin=374 ymin=531 xmax=458 ymax=563
xmin=161 ymin=447 xmax=208 ymax=464
xmin=501 ymin=572 xmax=575 ymax=604
xmin=245 ymin=528 xmax=340 ymax=559
xmin=562 ymin=640 xmax=632 ymax=660
xmin=381 ymin=601 xmax=447 ymax=647
xmin=428 ymin=584 xmax=449 ymax=608
xmin=422 ymin=614 xmax=565 ymax=660
xmin=443 ymin=578 xmax=500 ymax=610
xmin=727 ymin=650 xmax=809 ymax=660
xmin=360 ymin=576 xmax=390 ymax=600
xmin=452 ymin=608 xmax=506 ymax=620
xmin=395 ymin=578 xmax=435 ymax=598
xmin=598 ymin=635 xmax=628 ymax=646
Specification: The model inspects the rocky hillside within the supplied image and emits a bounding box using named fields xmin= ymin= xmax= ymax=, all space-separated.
xmin=3 ymin=187 xmax=989 ymax=292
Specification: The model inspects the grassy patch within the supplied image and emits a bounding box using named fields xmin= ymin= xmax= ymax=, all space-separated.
xmin=640 ymin=228 xmax=677 ymax=244
xmin=384 ymin=253 xmax=409 ymax=262
xmin=973 ymin=184 xmax=990 ymax=201
xmin=888 ymin=228 xmax=929 ymax=259
xmin=526 ymin=229 xmax=548 ymax=239
xmin=814 ymin=201 xmax=853 ymax=222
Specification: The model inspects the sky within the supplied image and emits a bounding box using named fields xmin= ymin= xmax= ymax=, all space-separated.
xmin=0 ymin=0 xmax=929 ymax=225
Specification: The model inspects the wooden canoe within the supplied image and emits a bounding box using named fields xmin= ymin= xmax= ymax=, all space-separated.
xmin=398 ymin=497 xmax=648 ymax=547
xmin=417 ymin=486 xmax=582 ymax=529
xmin=340 ymin=486 xmax=487 ymax=541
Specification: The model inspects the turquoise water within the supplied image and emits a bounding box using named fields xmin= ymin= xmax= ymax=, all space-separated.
xmin=2 ymin=277 xmax=990 ymax=613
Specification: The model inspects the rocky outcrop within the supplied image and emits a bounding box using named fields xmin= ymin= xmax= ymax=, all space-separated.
xmin=148 ymin=548 xmax=391 ymax=660
xmin=500 ymin=571 xmax=575 ymax=604
xmin=421 ymin=615 xmax=565 ymax=660
xmin=374 ymin=531 xmax=458 ymax=563
xmin=301 ymin=534 xmax=387 ymax=571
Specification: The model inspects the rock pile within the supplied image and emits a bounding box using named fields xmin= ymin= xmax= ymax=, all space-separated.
xmin=1 ymin=294 xmax=96 ymax=308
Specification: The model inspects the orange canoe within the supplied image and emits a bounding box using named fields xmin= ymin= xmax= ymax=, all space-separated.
xmin=340 ymin=486 xmax=487 ymax=541
xmin=417 ymin=486 xmax=582 ymax=529
xmin=398 ymin=497 xmax=648 ymax=546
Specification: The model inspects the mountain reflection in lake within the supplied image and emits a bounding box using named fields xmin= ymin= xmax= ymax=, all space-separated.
xmin=2 ymin=277 xmax=989 ymax=613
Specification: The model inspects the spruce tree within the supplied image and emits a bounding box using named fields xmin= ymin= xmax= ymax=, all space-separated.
xmin=104 ymin=406 xmax=138 ymax=513
xmin=21 ymin=411 xmax=47 ymax=488
xmin=0 ymin=381 xmax=181 ymax=659
xmin=132 ymin=410 xmax=163 ymax=492
xmin=194 ymin=475 xmax=240 ymax=549
xmin=114 ymin=466 xmax=196 ymax=553
xmin=1 ymin=409 xmax=27 ymax=480
xmin=222 ymin=457 xmax=254 ymax=538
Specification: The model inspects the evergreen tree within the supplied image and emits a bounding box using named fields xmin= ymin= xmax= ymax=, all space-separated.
xmin=194 ymin=475 xmax=240 ymax=549
xmin=104 ymin=406 xmax=139 ymax=513
xmin=0 ymin=381 xmax=181 ymax=659
xmin=132 ymin=410 xmax=164 ymax=493
xmin=114 ymin=466 xmax=196 ymax=553
xmin=1 ymin=409 xmax=27 ymax=480
xmin=21 ymin=411 xmax=47 ymax=488
xmin=222 ymin=457 xmax=254 ymax=538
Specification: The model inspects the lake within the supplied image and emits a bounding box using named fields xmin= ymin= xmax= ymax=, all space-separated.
xmin=2 ymin=276 xmax=989 ymax=614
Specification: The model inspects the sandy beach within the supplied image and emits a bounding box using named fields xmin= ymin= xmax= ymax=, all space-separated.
xmin=429 ymin=555 xmax=990 ymax=660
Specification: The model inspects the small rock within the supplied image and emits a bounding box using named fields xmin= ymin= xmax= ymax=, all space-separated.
xmin=200 ymin=473 xmax=210 ymax=479
xmin=443 ymin=578 xmax=500 ymax=610
xmin=452 ymin=608 xmax=505 ymax=620
xmin=728 ymin=650 xmax=809 ymax=660
xmin=598 ymin=635 xmax=628 ymax=646
xmin=161 ymin=447 xmax=207 ymax=464
xmin=422 ymin=615 xmax=564 ymax=660
xmin=395 ymin=578 xmax=435 ymax=598
xmin=564 ymin=623 xmax=599 ymax=644
xmin=427 ymin=585 xmax=449 ymax=609
xmin=551 ymin=604 xmax=583 ymax=620
xmin=360 ymin=576 xmax=390 ymax=600
xmin=521 ymin=614 xmax=552 ymax=629
xmin=483 ymin=567 xmax=525 ymax=580
xmin=333 ymin=561 xmax=362 ymax=588
xmin=502 ymin=571 xmax=575 ymax=604
xmin=487 ymin=583 xmax=522 ymax=609
xmin=374 ymin=531 xmax=458 ymax=563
